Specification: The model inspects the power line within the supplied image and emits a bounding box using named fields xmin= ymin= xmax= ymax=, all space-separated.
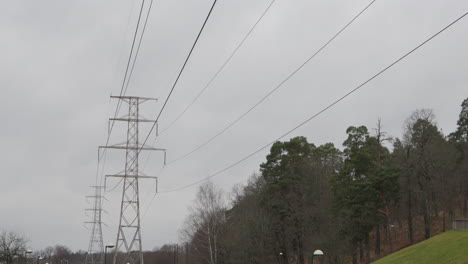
xmin=107 ymin=177 xmax=125 ymax=192
xmin=141 ymin=193 xmax=158 ymax=219
xmin=158 ymin=11 xmax=467 ymax=193
xmin=138 ymin=0 xmax=219 ymax=155
xmin=131 ymin=0 xmax=219 ymax=200
xmin=140 ymin=165 xmax=165 ymax=220
xmin=139 ymin=0 xmax=276 ymax=177
xmin=97 ymin=0 xmax=153 ymax=187
xmin=159 ymin=0 xmax=278 ymax=135
xmin=136 ymin=0 xmax=220 ymax=219
xmin=94 ymin=0 xmax=139 ymax=189
xmin=166 ymin=0 xmax=377 ymax=165
xmin=122 ymin=0 xmax=156 ymax=97
xmin=107 ymin=0 xmax=147 ymax=146
xmin=106 ymin=0 xmax=156 ymax=188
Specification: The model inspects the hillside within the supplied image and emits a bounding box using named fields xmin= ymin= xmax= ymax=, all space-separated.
xmin=373 ymin=230 xmax=468 ymax=264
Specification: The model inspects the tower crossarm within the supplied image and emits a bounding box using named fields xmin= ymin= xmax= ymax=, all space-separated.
xmin=110 ymin=95 xmax=157 ymax=102
xmin=105 ymin=175 xmax=158 ymax=193
xmin=99 ymin=145 xmax=166 ymax=151
xmin=109 ymin=118 xmax=156 ymax=123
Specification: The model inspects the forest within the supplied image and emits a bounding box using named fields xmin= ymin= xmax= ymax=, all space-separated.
xmin=1 ymin=98 xmax=466 ymax=264
xmin=165 ymin=98 xmax=468 ymax=264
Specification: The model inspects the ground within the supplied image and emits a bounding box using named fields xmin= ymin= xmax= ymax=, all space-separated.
xmin=373 ymin=230 xmax=468 ymax=264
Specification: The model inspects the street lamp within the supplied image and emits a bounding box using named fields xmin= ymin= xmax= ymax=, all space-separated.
xmin=104 ymin=244 xmax=115 ymax=264
xmin=25 ymin=250 xmax=33 ymax=264
xmin=310 ymin=249 xmax=324 ymax=264
xmin=279 ymin=252 xmax=284 ymax=264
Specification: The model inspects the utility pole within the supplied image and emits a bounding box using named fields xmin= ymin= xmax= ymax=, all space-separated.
xmin=85 ymin=186 xmax=106 ymax=264
xmin=100 ymin=96 xmax=166 ymax=264
xmin=173 ymin=244 xmax=178 ymax=264
xmin=185 ymin=244 xmax=189 ymax=264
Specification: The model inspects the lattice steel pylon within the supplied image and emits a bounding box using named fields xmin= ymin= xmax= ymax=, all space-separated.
xmin=100 ymin=96 xmax=166 ymax=264
xmin=85 ymin=185 xmax=105 ymax=264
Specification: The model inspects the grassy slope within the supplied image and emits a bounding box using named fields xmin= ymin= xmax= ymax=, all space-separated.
xmin=373 ymin=230 xmax=468 ymax=264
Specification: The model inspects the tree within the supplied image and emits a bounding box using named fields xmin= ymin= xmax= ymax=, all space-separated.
xmin=44 ymin=246 xmax=54 ymax=263
xmin=260 ymin=136 xmax=316 ymax=264
xmin=403 ymin=109 xmax=449 ymax=239
xmin=449 ymin=98 xmax=468 ymax=217
xmin=0 ymin=231 xmax=28 ymax=264
xmin=181 ymin=181 xmax=226 ymax=264
xmin=53 ymin=245 xmax=72 ymax=264
xmin=392 ymin=138 xmax=416 ymax=244
xmin=331 ymin=125 xmax=399 ymax=264
xmin=222 ymin=174 xmax=274 ymax=264
xmin=371 ymin=120 xmax=399 ymax=254
xmin=449 ymin=98 xmax=468 ymax=143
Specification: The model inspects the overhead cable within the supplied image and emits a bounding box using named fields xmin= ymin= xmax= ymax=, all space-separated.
xmin=159 ymin=11 xmax=468 ymax=193
xmin=138 ymin=0 xmax=219 ymax=155
xmin=166 ymin=0 xmax=377 ymax=165
xmin=106 ymin=0 xmax=148 ymax=152
xmin=159 ymin=0 xmax=278 ymax=135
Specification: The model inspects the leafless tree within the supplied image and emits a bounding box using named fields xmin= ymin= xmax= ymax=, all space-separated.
xmin=403 ymin=109 xmax=435 ymax=145
xmin=0 ymin=231 xmax=28 ymax=264
xmin=180 ymin=181 xmax=226 ymax=264
xmin=403 ymin=109 xmax=443 ymax=239
xmin=43 ymin=246 xmax=54 ymax=264
xmin=52 ymin=245 xmax=72 ymax=264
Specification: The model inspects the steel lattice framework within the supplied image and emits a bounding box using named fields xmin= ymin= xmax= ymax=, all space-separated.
xmin=100 ymin=96 xmax=165 ymax=264
xmin=85 ymin=186 xmax=105 ymax=264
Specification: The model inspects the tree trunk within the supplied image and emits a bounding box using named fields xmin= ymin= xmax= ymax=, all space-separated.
xmin=464 ymin=193 xmax=468 ymax=218
xmin=442 ymin=211 xmax=446 ymax=232
xmin=449 ymin=207 xmax=454 ymax=231
xmin=359 ymin=241 xmax=363 ymax=262
xmin=408 ymin=190 xmax=414 ymax=244
xmin=352 ymin=244 xmax=358 ymax=264
xmin=375 ymin=224 xmax=380 ymax=255
xmin=423 ymin=197 xmax=431 ymax=239
xmin=387 ymin=214 xmax=394 ymax=253
xmin=298 ymin=239 xmax=304 ymax=264
xmin=365 ymin=235 xmax=371 ymax=264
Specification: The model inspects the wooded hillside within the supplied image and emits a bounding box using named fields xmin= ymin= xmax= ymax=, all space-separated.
xmin=173 ymin=98 xmax=468 ymax=264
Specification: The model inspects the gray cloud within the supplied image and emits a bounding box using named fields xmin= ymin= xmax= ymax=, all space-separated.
xmin=1 ymin=0 xmax=467 ymax=251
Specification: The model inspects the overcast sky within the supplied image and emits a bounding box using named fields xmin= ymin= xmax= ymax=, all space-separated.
xmin=1 ymin=0 xmax=467 ymax=252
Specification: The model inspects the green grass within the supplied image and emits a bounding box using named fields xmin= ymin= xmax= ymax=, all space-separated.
xmin=373 ymin=230 xmax=468 ymax=264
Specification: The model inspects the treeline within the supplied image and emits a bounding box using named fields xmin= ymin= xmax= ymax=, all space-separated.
xmin=0 ymin=231 xmax=86 ymax=264
xmin=178 ymin=98 xmax=468 ymax=264
xmin=32 ymin=245 xmax=86 ymax=264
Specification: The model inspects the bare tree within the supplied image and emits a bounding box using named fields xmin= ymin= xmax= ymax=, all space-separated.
xmin=403 ymin=109 xmax=442 ymax=239
xmin=43 ymin=246 xmax=54 ymax=264
xmin=181 ymin=181 xmax=226 ymax=264
xmin=0 ymin=231 xmax=28 ymax=264
xmin=53 ymin=245 xmax=72 ymax=264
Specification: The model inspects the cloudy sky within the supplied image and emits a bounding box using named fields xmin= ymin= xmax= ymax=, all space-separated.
xmin=1 ymin=0 xmax=467 ymax=252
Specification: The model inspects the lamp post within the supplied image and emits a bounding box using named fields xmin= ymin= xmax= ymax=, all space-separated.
xmin=279 ymin=252 xmax=284 ymax=264
xmin=310 ymin=249 xmax=324 ymax=264
xmin=104 ymin=244 xmax=115 ymax=264
xmin=24 ymin=250 xmax=33 ymax=264
xmin=173 ymin=244 xmax=178 ymax=264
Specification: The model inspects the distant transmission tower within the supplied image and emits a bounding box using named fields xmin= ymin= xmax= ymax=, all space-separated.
xmin=85 ymin=185 xmax=105 ymax=264
xmin=100 ymin=96 xmax=166 ymax=264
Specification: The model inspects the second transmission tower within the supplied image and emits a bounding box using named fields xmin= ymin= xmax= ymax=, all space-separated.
xmin=101 ymin=96 xmax=165 ymax=264
xmin=85 ymin=185 xmax=105 ymax=264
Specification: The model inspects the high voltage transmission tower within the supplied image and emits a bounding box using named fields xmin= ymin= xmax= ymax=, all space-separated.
xmin=100 ymin=96 xmax=166 ymax=264
xmin=85 ymin=185 xmax=106 ymax=264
